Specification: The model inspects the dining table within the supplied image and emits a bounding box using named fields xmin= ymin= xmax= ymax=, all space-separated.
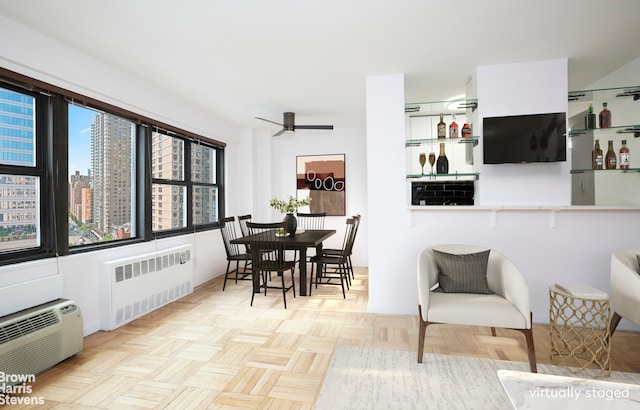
xmin=230 ymin=229 xmax=336 ymax=296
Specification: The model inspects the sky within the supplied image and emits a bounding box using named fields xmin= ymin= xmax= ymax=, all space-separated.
xmin=68 ymin=104 xmax=98 ymax=178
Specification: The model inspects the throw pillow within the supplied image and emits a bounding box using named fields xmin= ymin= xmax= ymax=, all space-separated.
xmin=433 ymin=249 xmax=492 ymax=294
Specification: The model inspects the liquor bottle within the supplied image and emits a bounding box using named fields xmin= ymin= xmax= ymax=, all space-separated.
xmin=591 ymin=139 xmax=603 ymax=170
xmin=599 ymin=102 xmax=611 ymax=128
xmin=461 ymin=123 xmax=471 ymax=138
xmin=605 ymin=140 xmax=617 ymax=169
xmin=437 ymin=113 xmax=446 ymax=139
xmin=436 ymin=142 xmax=449 ymax=174
xmin=449 ymin=114 xmax=459 ymax=139
xmin=619 ymin=139 xmax=630 ymax=169
xmin=585 ymin=104 xmax=596 ymax=129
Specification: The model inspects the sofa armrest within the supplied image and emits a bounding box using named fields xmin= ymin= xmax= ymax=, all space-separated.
xmin=487 ymin=252 xmax=531 ymax=328
xmin=417 ymin=248 xmax=439 ymax=320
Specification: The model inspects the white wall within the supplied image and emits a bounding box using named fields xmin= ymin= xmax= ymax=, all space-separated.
xmin=365 ymin=60 xmax=640 ymax=331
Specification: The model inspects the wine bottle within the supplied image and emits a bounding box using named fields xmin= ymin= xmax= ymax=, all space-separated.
xmin=605 ymin=140 xmax=617 ymax=169
xmin=619 ymin=139 xmax=630 ymax=169
xmin=437 ymin=113 xmax=446 ymax=139
xmin=585 ymin=104 xmax=596 ymax=129
xmin=591 ymin=139 xmax=603 ymax=170
xmin=599 ymin=102 xmax=611 ymax=128
xmin=436 ymin=142 xmax=449 ymax=174
xmin=449 ymin=114 xmax=458 ymax=139
xmin=461 ymin=123 xmax=471 ymax=138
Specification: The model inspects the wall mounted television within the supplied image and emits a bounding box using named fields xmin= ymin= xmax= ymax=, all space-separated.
xmin=482 ymin=112 xmax=567 ymax=164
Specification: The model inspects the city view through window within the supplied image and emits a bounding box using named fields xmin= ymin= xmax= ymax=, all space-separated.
xmin=68 ymin=104 xmax=135 ymax=246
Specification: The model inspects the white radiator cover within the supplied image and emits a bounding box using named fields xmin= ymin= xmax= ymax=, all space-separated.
xmin=100 ymin=244 xmax=194 ymax=331
xmin=0 ymin=299 xmax=83 ymax=391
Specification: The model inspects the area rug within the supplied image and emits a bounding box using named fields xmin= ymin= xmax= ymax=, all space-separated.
xmin=314 ymin=345 xmax=640 ymax=410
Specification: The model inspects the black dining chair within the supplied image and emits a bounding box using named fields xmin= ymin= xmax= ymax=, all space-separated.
xmin=294 ymin=212 xmax=327 ymax=263
xmin=246 ymin=221 xmax=296 ymax=308
xmin=309 ymin=217 xmax=356 ymax=298
xmin=321 ymin=214 xmax=360 ymax=283
xmin=219 ymin=216 xmax=253 ymax=291
xmin=236 ymin=214 xmax=252 ymax=238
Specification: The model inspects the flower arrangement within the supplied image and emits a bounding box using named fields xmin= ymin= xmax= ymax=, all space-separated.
xmin=269 ymin=195 xmax=311 ymax=214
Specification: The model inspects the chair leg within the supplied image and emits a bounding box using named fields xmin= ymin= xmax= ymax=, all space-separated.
xmin=520 ymin=327 xmax=537 ymax=373
xmin=491 ymin=327 xmax=496 ymax=336
xmin=281 ymin=271 xmax=287 ymax=309
xmin=417 ymin=305 xmax=430 ymax=363
xmin=223 ymin=261 xmax=232 ymax=291
xmin=610 ymin=311 xmax=622 ymax=338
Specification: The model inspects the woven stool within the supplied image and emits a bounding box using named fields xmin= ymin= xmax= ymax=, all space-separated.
xmin=549 ymin=283 xmax=611 ymax=378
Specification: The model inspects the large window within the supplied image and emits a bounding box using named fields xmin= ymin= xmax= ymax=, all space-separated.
xmin=0 ymin=86 xmax=41 ymax=254
xmin=68 ymin=104 xmax=136 ymax=246
xmin=151 ymin=131 xmax=220 ymax=232
xmin=0 ymin=68 xmax=225 ymax=265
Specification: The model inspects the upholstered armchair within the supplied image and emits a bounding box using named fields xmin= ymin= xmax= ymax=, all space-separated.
xmin=417 ymin=244 xmax=537 ymax=373
xmin=609 ymin=248 xmax=640 ymax=335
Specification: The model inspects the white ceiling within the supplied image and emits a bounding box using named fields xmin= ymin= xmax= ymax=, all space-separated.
xmin=2 ymin=0 xmax=640 ymax=130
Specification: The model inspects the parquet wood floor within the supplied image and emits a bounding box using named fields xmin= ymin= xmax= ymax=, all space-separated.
xmin=11 ymin=267 xmax=640 ymax=409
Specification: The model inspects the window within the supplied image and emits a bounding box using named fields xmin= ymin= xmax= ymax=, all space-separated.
xmin=68 ymin=104 xmax=136 ymax=246
xmin=0 ymin=67 xmax=225 ymax=265
xmin=0 ymin=86 xmax=41 ymax=254
xmin=151 ymin=131 xmax=220 ymax=232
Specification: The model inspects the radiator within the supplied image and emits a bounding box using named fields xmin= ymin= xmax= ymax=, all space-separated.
xmin=101 ymin=245 xmax=194 ymax=331
xmin=0 ymin=299 xmax=83 ymax=391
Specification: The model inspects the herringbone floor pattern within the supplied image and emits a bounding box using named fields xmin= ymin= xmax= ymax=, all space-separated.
xmin=10 ymin=267 xmax=640 ymax=409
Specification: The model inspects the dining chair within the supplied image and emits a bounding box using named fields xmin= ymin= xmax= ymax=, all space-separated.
xmin=308 ymin=217 xmax=356 ymax=298
xmin=322 ymin=214 xmax=360 ymax=283
xmin=294 ymin=212 xmax=327 ymax=263
xmin=219 ymin=216 xmax=252 ymax=291
xmin=246 ymin=221 xmax=296 ymax=308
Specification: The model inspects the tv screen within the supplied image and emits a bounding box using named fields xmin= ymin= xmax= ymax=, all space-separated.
xmin=483 ymin=112 xmax=567 ymax=164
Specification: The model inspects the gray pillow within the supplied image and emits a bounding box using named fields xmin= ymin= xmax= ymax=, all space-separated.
xmin=433 ymin=249 xmax=492 ymax=294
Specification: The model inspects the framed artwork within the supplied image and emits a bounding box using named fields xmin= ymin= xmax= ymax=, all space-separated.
xmin=296 ymin=154 xmax=345 ymax=216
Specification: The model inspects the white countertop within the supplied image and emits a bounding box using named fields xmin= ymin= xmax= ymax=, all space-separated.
xmin=498 ymin=369 xmax=640 ymax=409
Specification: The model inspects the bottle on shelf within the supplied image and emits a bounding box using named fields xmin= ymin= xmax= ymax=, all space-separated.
xmin=619 ymin=139 xmax=630 ymax=169
xmin=449 ymin=114 xmax=458 ymax=139
xmin=605 ymin=140 xmax=617 ymax=169
xmin=585 ymin=103 xmax=596 ymax=129
xmin=591 ymin=139 xmax=603 ymax=170
xmin=436 ymin=142 xmax=449 ymax=174
xmin=599 ymin=102 xmax=611 ymax=128
xmin=437 ymin=113 xmax=446 ymax=139
xmin=461 ymin=123 xmax=471 ymax=138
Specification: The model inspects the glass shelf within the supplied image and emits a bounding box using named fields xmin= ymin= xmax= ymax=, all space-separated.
xmin=570 ymin=168 xmax=640 ymax=174
xmin=568 ymin=86 xmax=640 ymax=102
xmin=405 ymin=98 xmax=478 ymax=114
xmin=406 ymin=172 xmax=479 ymax=180
xmin=405 ymin=136 xmax=479 ymax=147
xmin=569 ymin=125 xmax=640 ymax=138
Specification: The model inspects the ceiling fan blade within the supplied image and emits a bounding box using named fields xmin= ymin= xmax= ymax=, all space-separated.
xmin=294 ymin=125 xmax=334 ymax=130
xmin=255 ymin=116 xmax=283 ymax=127
xmin=273 ymin=128 xmax=286 ymax=137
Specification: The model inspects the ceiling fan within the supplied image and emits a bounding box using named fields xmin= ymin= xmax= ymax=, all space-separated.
xmin=255 ymin=112 xmax=334 ymax=136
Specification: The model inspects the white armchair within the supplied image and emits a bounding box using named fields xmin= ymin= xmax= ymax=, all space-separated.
xmin=610 ymin=248 xmax=640 ymax=335
xmin=417 ymin=244 xmax=537 ymax=372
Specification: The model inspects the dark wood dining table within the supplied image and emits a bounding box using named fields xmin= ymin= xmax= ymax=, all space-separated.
xmin=230 ymin=229 xmax=336 ymax=296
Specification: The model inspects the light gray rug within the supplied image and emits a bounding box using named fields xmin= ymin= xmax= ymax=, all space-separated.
xmin=314 ymin=345 xmax=640 ymax=410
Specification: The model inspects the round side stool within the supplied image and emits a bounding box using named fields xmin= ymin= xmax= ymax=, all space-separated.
xmin=549 ymin=283 xmax=611 ymax=378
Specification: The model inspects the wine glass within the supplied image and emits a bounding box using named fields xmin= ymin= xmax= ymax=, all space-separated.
xmin=418 ymin=153 xmax=426 ymax=175
xmin=428 ymin=152 xmax=436 ymax=174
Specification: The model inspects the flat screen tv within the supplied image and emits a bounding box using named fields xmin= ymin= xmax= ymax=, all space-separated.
xmin=482 ymin=112 xmax=567 ymax=164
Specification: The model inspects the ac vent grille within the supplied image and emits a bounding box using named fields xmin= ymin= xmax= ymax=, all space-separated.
xmin=0 ymin=310 xmax=59 ymax=345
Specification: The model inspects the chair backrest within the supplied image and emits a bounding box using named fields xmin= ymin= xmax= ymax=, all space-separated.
xmin=246 ymin=221 xmax=288 ymax=270
xmin=219 ymin=216 xmax=243 ymax=258
xmin=296 ymin=212 xmax=326 ymax=230
xmin=336 ymin=218 xmax=357 ymax=258
xmin=236 ymin=214 xmax=252 ymax=237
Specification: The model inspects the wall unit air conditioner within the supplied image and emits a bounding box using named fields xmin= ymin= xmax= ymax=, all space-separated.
xmin=0 ymin=299 xmax=83 ymax=391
